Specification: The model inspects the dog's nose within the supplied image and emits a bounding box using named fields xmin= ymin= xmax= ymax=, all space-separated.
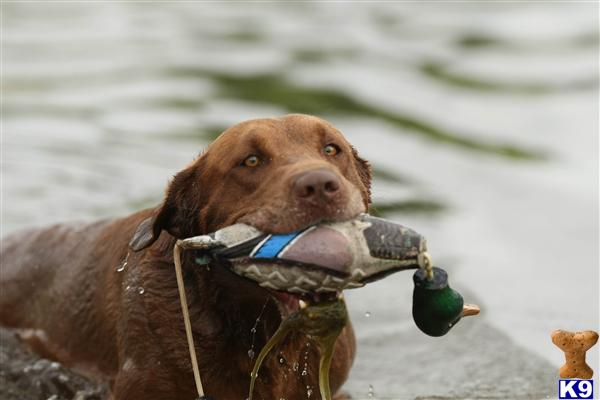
xmin=293 ymin=169 xmax=341 ymax=202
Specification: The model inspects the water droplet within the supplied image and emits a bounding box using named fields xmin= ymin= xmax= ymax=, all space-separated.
xmin=292 ymin=362 xmax=299 ymax=371
xmin=33 ymin=359 xmax=49 ymax=371
xmin=137 ymin=287 xmax=145 ymax=295
xmin=117 ymin=254 xmax=129 ymax=272
xmin=250 ymin=327 xmax=256 ymax=333
xmin=306 ymin=387 xmax=313 ymax=397
xmin=248 ymin=349 xmax=255 ymax=359
xmin=368 ymin=384 xmax=374 ymax=398
xmin=279 ymin=356 xmax=285 ymax=364
xmin=365 ymin=311 xmax=371 ymax=317
xmin=125 ymin=285 xmax=131 ymax=291
xmin=250 ymin=371 xmax=258 ymax=378
xmin=301 ymin=369 xmax=308 ymax=376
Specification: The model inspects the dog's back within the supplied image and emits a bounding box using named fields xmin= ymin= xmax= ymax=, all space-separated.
xmin=0 ymin=214 xmax=145 ymax=378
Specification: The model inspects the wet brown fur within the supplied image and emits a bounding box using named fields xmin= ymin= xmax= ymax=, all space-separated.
xmin=0 ymin=114 xmax=372 ymax=400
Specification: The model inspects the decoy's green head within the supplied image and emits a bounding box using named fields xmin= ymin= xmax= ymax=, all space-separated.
xmin=412 ymin=267 xmax=465 ymax=337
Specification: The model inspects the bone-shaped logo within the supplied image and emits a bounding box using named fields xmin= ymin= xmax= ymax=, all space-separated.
xmin=551 ymin=329 xmax=598 ymax=379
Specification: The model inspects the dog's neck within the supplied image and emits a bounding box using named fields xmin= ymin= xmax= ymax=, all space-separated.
xmin=189 ymin=259 xmax=328 ymax=398
xmin=191 ymin=258 xmax=282 ymax=353
xmin=140 ymin=233 xmax=327 ymax=398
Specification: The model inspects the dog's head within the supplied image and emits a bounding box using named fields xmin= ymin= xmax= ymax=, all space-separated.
xmin=130 ymin=114 xmax=371 ymax=251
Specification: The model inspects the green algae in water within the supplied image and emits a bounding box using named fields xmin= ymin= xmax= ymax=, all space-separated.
xmin=248 ymin=298 xmax=348 ymax=400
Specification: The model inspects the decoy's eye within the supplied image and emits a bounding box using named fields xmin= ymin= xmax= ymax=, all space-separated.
xmin=323 ymin=144 xmax=340 ymax=156
xmin=242 ymin=155 xmax=260 ymax=167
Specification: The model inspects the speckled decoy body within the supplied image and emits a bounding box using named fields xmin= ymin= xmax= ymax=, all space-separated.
xmin=181 ymin=213 xmax=427 ymax=294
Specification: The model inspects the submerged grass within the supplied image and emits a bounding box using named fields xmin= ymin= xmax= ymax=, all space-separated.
xmin=456 ymin=32 xmax=600 ymax=51
xmin=456 ymin=34 xmax=506 ymax=49
xmin=420 ymin=62 xmax=598 ymax=94
xmin=369 ymin=199 xmax=445 ymax=217
xmin=372 ymin=167 xmax=410 ymax=185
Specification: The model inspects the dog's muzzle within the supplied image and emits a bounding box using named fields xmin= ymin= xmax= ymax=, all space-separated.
xmin=179 ymin=214 xmax=428 ymax=294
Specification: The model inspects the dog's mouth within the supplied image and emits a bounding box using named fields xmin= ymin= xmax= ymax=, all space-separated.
xmin=267 ymin=289 xmax=339 ymax=318
xmin=224 ymin=218 xmax=351 ymax=317
xmin=184 ymin=213 xmax=426 ymax=317
xmin=216 ymin=254 xmax=349 ymax=318
xmin=231 ymin=214 xmax=361 ymax=317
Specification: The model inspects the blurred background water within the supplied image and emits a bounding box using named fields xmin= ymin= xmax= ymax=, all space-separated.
xmin=1 ymin=2 xmax=598 ymax=399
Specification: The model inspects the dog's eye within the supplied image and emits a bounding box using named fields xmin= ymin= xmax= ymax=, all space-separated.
xmin=323 ymin=144 xmax=340 ymax=156
xmin=242 ymin=155 xmax=260 ymax=167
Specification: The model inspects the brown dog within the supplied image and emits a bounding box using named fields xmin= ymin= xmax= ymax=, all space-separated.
xmin=0 ymin=114 xmax=372 ymax=400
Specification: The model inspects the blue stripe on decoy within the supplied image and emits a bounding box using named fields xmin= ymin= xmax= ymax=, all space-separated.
xmin=252 ymin=232 xmax=300 ymax=259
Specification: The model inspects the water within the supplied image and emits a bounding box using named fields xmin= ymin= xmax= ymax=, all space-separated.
xmin=248 ymin=298 xmax=269 ymax=361
xmin=116 ymin=255 xmax=127 ymax=272
xmin=1 ymin=2 xmax=598 ymax=399
xmin=368 ymin=384 xmax=375 ymax=398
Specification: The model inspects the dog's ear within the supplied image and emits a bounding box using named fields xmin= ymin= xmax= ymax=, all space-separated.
xmin=351 ymin=146 xmax=372 ymax=207
xmin=129 ymin=166 xmax=199 ymax=251
xmin=129 ymin=214 xmax=159 ymax=252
